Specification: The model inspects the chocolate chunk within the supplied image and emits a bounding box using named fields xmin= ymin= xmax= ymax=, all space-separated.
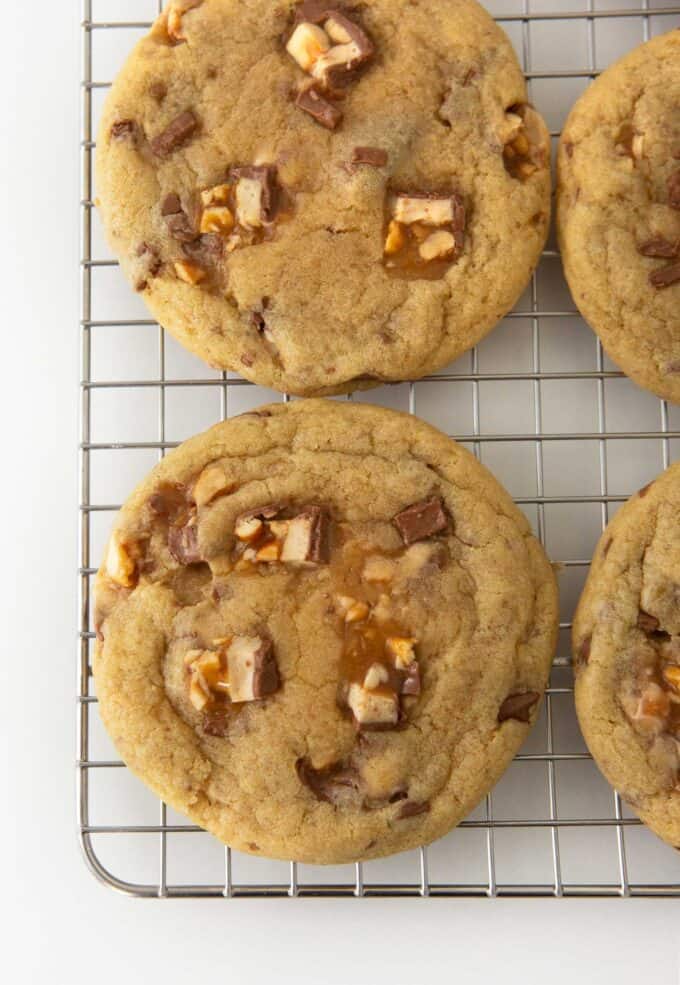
xmin=161 ymin=193 xmax=183 ymax=216
xmin=150 ymin=82 xmax=167 ymax=104
xmin=111 ymin=119 xmax=137 ymax=141
xmin=564 ymin=141 xmax=574 ymax=159
xmin=638 ymin=237 xmax=679 ymax=259
xmin=296 ymin=757 xmax=360 ymax=805
xmin=389 ymin=790 xmax=408 ymax=804
xmin=202 ymin=709 xmax=230 ymax=737
xmin=498 ymin=691 xmax=540 ymax=723
xmin=639 ymin=481 xmax=654 ymax=498
xmin=150 ymin=110 xmax=198 ymax=158
xmin=295 ymin=86 xmax=343 ymax=130
xmin=638 ymin=610 xmax=660 ymax=634
xmin=668 ymin=170 xmax=680 ymax=210
xmin=182 ymin=233 xmax=224 ymax=264
xmin=393 ymin=496 xmax=448 ymax=545
xmin=252 ymin=310 xmax=267 ymax=332
xmin=401 ymin=662 xmax=421 ymax=697
xmin=650 ymin=262 xmax=680 ymax=288
xmin=165 ymin=210 xmax=197 ymax=243
xmin=576 ymin=636 xmax=591 ymax=668
xmin=351 ymin=146 xmax=388 ymax=167
xmin=397 ymin=800 xmax=430 ymax=820
xmin=134 ymin=242 xmax=162 ymax=291
xmin=149 ymin=482 xmax=188 ymax=521
xmin=602 ymin=536 xmax=613 ymax=558
xmin=230 ymin=165 xmax=279 ymax=223
xmin=168 ymin=520 xmax=202 ymax=564
xmin=251 ymin=638 xmax=280 ymax=699
xmin=293 ymin=0 xmax=336 ymax=23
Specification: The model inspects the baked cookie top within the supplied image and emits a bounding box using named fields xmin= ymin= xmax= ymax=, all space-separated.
xmin=93 ymin=400 xmax=558 ymax=864
xmin=573 ymin=462 xmax=680 ymax=848
xmin=557 ymin=31 xmax=680 ymax=404
xmin=96 ymin=0 xmax=551 ymax=397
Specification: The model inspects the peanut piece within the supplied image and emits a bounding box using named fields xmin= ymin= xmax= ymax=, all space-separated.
xmin=104 ymin=533 xmax=136 ymax=588
xmin=200 ymin=206 xmax=234 ymax=235
xmin=419 ymin=230 xmax=456 ymax=262
xmin=174 ymin=260 xmax=206 ymax=285
xmin=384 ymin=220 xmax=406 ymax=256
xmin=193 ymin=465 xmax=232 ymax=508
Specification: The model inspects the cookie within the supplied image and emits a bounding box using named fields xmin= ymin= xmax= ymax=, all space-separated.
xmin=93 ymin=400 xmax=558 ymax=864
xmin=573 ymin=462 xmax=680 ymax=848
xmin=557 ymin=32 xmax=680 ymax=405
xmin=96 ymin=0 xmax=551 ymax=397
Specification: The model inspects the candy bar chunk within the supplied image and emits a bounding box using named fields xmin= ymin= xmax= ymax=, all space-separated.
xmin=281 ymin=506 xmax=329 ymax=564
xmin=150 ymin=111 xmax=198 ymax=158
xmin=295 ymin=86 xmax=343 ymax=130
xmin=347 ymin=682 xmax=399 ymax=728
xmin=393 ymin=496 xmax=448 ymax=545
xmin=296 ymin=757 xmax=360 ymax=805
xmin=168 ymin=515 xmax=202 ymax=564
xmin=310 ymin=12 xmax=374 ymax=88
xmin=393 ymin=195 xmax=457 ymax=227
xmin=498 ymin=691 xmax=540 ymax=723
xmin=227 ymin=636 xmax=280 ymax=703
xmin=231 ymin=166 xmax=279 ymax=228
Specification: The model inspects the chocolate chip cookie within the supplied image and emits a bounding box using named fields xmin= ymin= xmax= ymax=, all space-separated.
xmin=96 ymin=0 xmax=551 ymax=397
xmin=573 ymin=462 xmax=680 ymax=848
xmin=557 ymin=31 xmax=680 ymax=404
xmin=93 ymin=400 xmax=558 ymax=864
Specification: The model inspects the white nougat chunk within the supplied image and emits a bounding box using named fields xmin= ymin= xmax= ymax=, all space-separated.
xmin=235 ymin=177 xmax=264 ymax=229
xmin=324 ymin=17 xmax=352 ymax=43
xmin=348 ymin=683 xmax=399 ymax=726
xmin=286 ymin=22 xmax=331 ymax=72
xmin=363 ymin=663 xmax=390 ymax=690
xmin=281 ymin=514 xmax=315 ymax=563
xmin=226 ymin=636 xmax=262 ymax=703
xmin=393 ymin=196 xmax=454 ymax=227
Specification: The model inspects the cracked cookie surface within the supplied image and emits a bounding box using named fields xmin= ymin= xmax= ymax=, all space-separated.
xmin=96 ymin=0 xmax=551 ymax=397
xmin=93 ymin=400 xmax=558 ymax=864
xmin=557 ymin=31 xmax=680 ymax=405
xmin=573 ymin=461 xmax=680 ymax=848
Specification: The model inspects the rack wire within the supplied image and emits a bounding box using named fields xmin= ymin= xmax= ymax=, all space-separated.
xmin=78 ymin=0 xmax=680 ymax=898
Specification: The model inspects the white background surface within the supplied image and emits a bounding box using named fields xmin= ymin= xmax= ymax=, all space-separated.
xmin=1 ymin=2 xmax=679 ymax=982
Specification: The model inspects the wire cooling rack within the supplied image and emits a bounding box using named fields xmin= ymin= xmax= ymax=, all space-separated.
xmin=79 ymin=0 xmax=680 ymax=898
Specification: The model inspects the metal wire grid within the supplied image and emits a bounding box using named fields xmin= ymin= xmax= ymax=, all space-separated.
xmin=79 ymin=0 xmax=680 ymax=898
